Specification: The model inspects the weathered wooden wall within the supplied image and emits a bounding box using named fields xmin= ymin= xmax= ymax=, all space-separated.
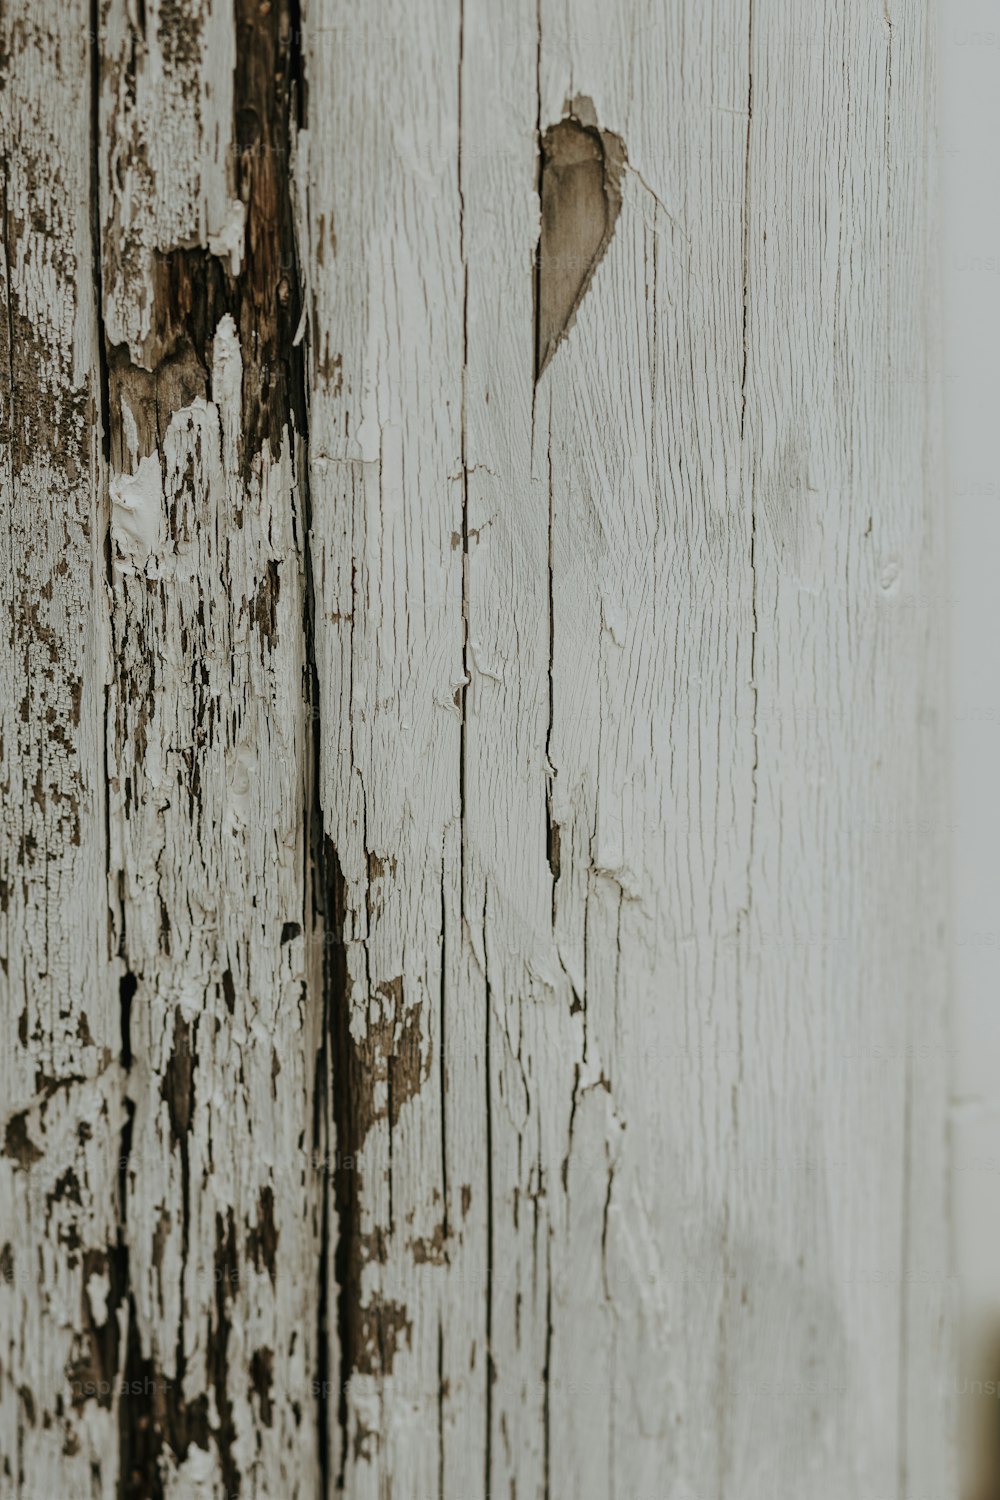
xmin=0 ymin=0 xmax=950 ymax=1496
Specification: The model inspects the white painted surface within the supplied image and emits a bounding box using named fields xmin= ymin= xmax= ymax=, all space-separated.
xmin=940 ymin=8 xmax=1000 ymax=1490
xmin=941 ymin=0 xmax=1000 ymax=1304
xmin=0 ymin=0 xmax=953 ymax=1495
xmin=302 ymin=0 xmax=950 ymax=1493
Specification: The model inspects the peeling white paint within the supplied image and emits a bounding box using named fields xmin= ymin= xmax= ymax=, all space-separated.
xmin=86 ymin=1271 xmax=111 ymax=1327
xmin=163 ymin=1442 xmax=220 ymax=1500
xmin=207 ymin=200 xmax=246 ymax=276
xmin=110 ymin=453 xmax=164 ymax=570
xmin=213 ymin=313 xmax=243 ymax=477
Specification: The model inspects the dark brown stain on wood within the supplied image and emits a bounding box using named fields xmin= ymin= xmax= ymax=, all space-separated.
xmin=116 ymin=1016 xmax=241 ymax=1496
xmin=325 ymin=838 xmax=356 ymax=1488
xmin=106 ymin=0 xmax=306 ymax=473
xmin=116 ymin=1291 xmax=170 ymax=1500
xmin=410 ymin=1224 xmax=448 ymax=1265
xmin=353 ymin=1297 xmax=412 ymax=1379
xmin=322 ymin=835 xmax=432 ymax=1482
xmin=246 ymin=1185 xmax=279 ymax=1283
xmin=66 ymin=1250 xmax=119 ymax=1414
xmin=104 ymin=0 xmax=311 ymax=1488
xmin=547 ymin=817 xmax=561 ymax=881
xmin=250 ymin=1346 xmax=274 ymax=1427
xmin=3 ymin=1112 xmax=43 ymax=1169
xmin=115 ymin=1217 xmax=241 ymax=1500
xmin=535 ymin=101 xmax=625 ymax=379
xmin=209 ymin=1208 xmax=241 ymax=1496
xmin=356 ymin=983 xmax=431 ymax=1146
xmin=160 ymin=1016 xmax=195 ymax=1142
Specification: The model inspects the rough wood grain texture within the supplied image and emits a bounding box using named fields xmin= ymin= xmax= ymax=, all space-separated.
xmin=1 ymin=0 xmax=949 ymax=1495
xmin=304 ymin=0 xmax=950 ymax=1494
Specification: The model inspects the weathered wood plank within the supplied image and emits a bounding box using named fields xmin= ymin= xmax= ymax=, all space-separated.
xmin=0 ymin=2 xmax=123 ymax=1491
xmin=0 ymin=0 xmax=949 ymax=1495
xmin=304 ymin=0 xmax=949 ymax=1496
xmin=299 ymin=2 xmax=468 ymax=1490
xmin=534 ymin=8 xmax=754 ymax=1492
xmin=99 ymin=1 xmax=323 ymax=1493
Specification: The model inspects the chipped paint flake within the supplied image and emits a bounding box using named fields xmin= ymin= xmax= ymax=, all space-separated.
xmin=110 ymin=453 xmax=164 ymax=571
xmin=208 ymin=200 xmax=247 ymax=276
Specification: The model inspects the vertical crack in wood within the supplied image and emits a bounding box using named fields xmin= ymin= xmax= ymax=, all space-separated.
xmin=274 ymin=4 xmax=347 ymax=1495
xmin=738 ymin=0 xmax=758 ymax=948
xmin=740 ymin=0 xmax=758 ymax=909
xmin=542 ymin=1231 xmax=552 ymax=1500
xmin=437 ymin=1313 xmax=446 ymax=1499
xmin=89 ymin=0 xmax=111 ymax=477
xmin=733 ymin=63 xmax=757 ymax=1409
xmin=457 ymin=0 xmax=470 ymax=943
xmin=86 ymin=5 xmax=146 ymax=1493
xmin=322 ymin=839 xmax=352 ymax=1497
xmin=457 ymin=0 xmax=469 ymax=930
xmin=740 ymin=0 xmax=758 ymax=901
xmin=438 ymin=871 xmax=449 ymax=1243
xmin=544 ymin=416 xmax=559 ymax=900
xmin=483 ymin=883 xmax=494 ymax=1500
xmin=455 ymin=2 xmax=487 ymax=1486
xmin=530 ymin=0 xmax=543 ymax=426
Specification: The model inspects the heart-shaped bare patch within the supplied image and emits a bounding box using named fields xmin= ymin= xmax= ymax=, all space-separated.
xmin=535 ymin=99 xmax=626 ymax=379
